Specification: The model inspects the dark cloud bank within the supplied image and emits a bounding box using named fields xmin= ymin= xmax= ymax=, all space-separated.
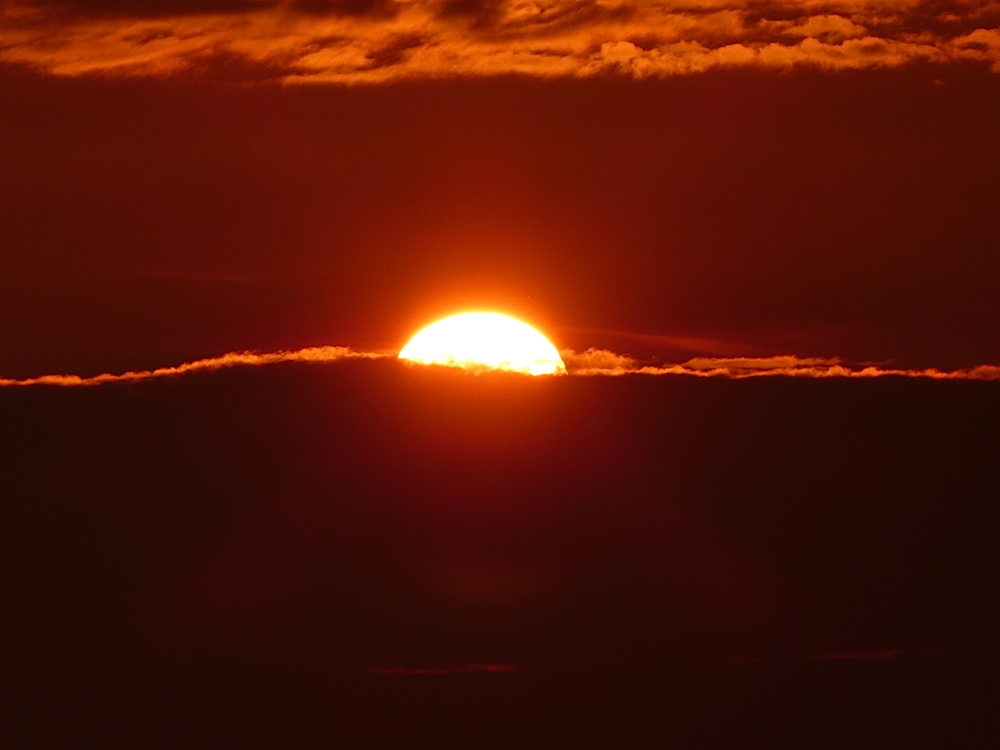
xmin=3 ymin=356 xmax=998 ymax=745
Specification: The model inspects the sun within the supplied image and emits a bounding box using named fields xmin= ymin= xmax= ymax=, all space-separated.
xmin=398 ymin=313 xmax=566 ymax=376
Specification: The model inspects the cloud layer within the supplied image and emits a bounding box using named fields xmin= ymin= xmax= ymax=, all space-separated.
xmin=563 ymin=348 xmax=1000 ymax=379
xmin=2 ymin=0 xmax=999 ymax=82
xmin=0 ymin=346 xmax=389 ymax=387
xmin=2 ymin=345 xmax=999 ymax=386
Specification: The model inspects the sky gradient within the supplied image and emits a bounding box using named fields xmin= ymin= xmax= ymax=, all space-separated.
xmin=2 ymin=56 xmax=999 ymax=377
xmin=2 ymin=5 xmax=999 ymax=745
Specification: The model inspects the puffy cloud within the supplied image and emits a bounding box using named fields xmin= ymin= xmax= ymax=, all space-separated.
xmin=952 ymin=26 xmax=1000 ymax=70
xmin=560 ymin=346 xmax=639 ymax=373
xmin=774 ymin=15 xmax=869 ymax=42
xmin=1 ymin=0 xmax=998 ymax=81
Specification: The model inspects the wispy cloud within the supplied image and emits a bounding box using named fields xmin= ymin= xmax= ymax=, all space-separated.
xmin=2 ymin=0 xmax=998 ymax=82
xmin=0 ymin=346 xmax=389 ymax=387
xmin=2 ymin=345 xmax=999 ymax=386
xmin=563 ymin=348 xmax=1000 ymax=380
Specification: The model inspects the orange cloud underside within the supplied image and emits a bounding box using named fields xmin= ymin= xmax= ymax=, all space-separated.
xmin=1 ymin=0 xmax=999 ymax=81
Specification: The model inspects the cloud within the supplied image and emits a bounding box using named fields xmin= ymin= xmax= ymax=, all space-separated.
xmin=560 ymin=346 xmax=639 ymax=373
xmin=2 ymin=346 xmax=999 ymax=386
xmin=683 ymin=355 xmax=844 ymax=371
xmin=561 ymin=349 xmax=1000 ymax=380
xmin=1 ymin=0 xmax=998 ymax=82
xmin=0 ymin=346 xmax=389 ymax=387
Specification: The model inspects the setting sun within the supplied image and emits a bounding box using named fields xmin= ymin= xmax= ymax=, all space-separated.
xmin=398 ymin=313 xmax=566 ymax=376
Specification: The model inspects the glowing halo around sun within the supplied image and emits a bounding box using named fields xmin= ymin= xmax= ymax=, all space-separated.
xmin=398 ymin=313 xmax=566 ymax=376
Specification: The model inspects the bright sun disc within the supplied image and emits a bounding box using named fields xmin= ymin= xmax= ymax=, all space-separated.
xmin=398 ymin=313 xmax=566 ymax=376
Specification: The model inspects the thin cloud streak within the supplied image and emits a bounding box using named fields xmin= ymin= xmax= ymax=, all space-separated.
xmin=563 ymin=348 xmax=1000 ymax=380
xmin=0 ymin=346 xmax=389 ymax=387
xmin=2 ymin=345 xmax=999 ymax=387
xmin=1 ymin=0 xmax=998 ymax=82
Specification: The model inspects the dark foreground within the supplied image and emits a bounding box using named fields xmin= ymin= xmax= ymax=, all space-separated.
xmin=2 ymin=359 xmax=998 ymax=746
xmin=9 ymin=655 xmax=999 ymax=747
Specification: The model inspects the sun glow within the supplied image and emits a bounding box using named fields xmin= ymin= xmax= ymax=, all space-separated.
xmin=398 ymin=313 xmax=566 ymax=376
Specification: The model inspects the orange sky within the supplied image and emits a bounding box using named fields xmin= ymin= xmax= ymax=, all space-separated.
xmin=1 ymin=0 xmax=999 ymax=377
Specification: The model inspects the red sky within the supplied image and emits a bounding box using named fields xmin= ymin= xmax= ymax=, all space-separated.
xmin=2 ymin=0 xmax=999 ymax=377
xmin=3 ymin=8 xmax=1000 ymax=739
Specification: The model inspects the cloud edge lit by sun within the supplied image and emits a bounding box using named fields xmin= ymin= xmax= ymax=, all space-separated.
xmin=1 ymin=1 xmax=999 ymax=83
